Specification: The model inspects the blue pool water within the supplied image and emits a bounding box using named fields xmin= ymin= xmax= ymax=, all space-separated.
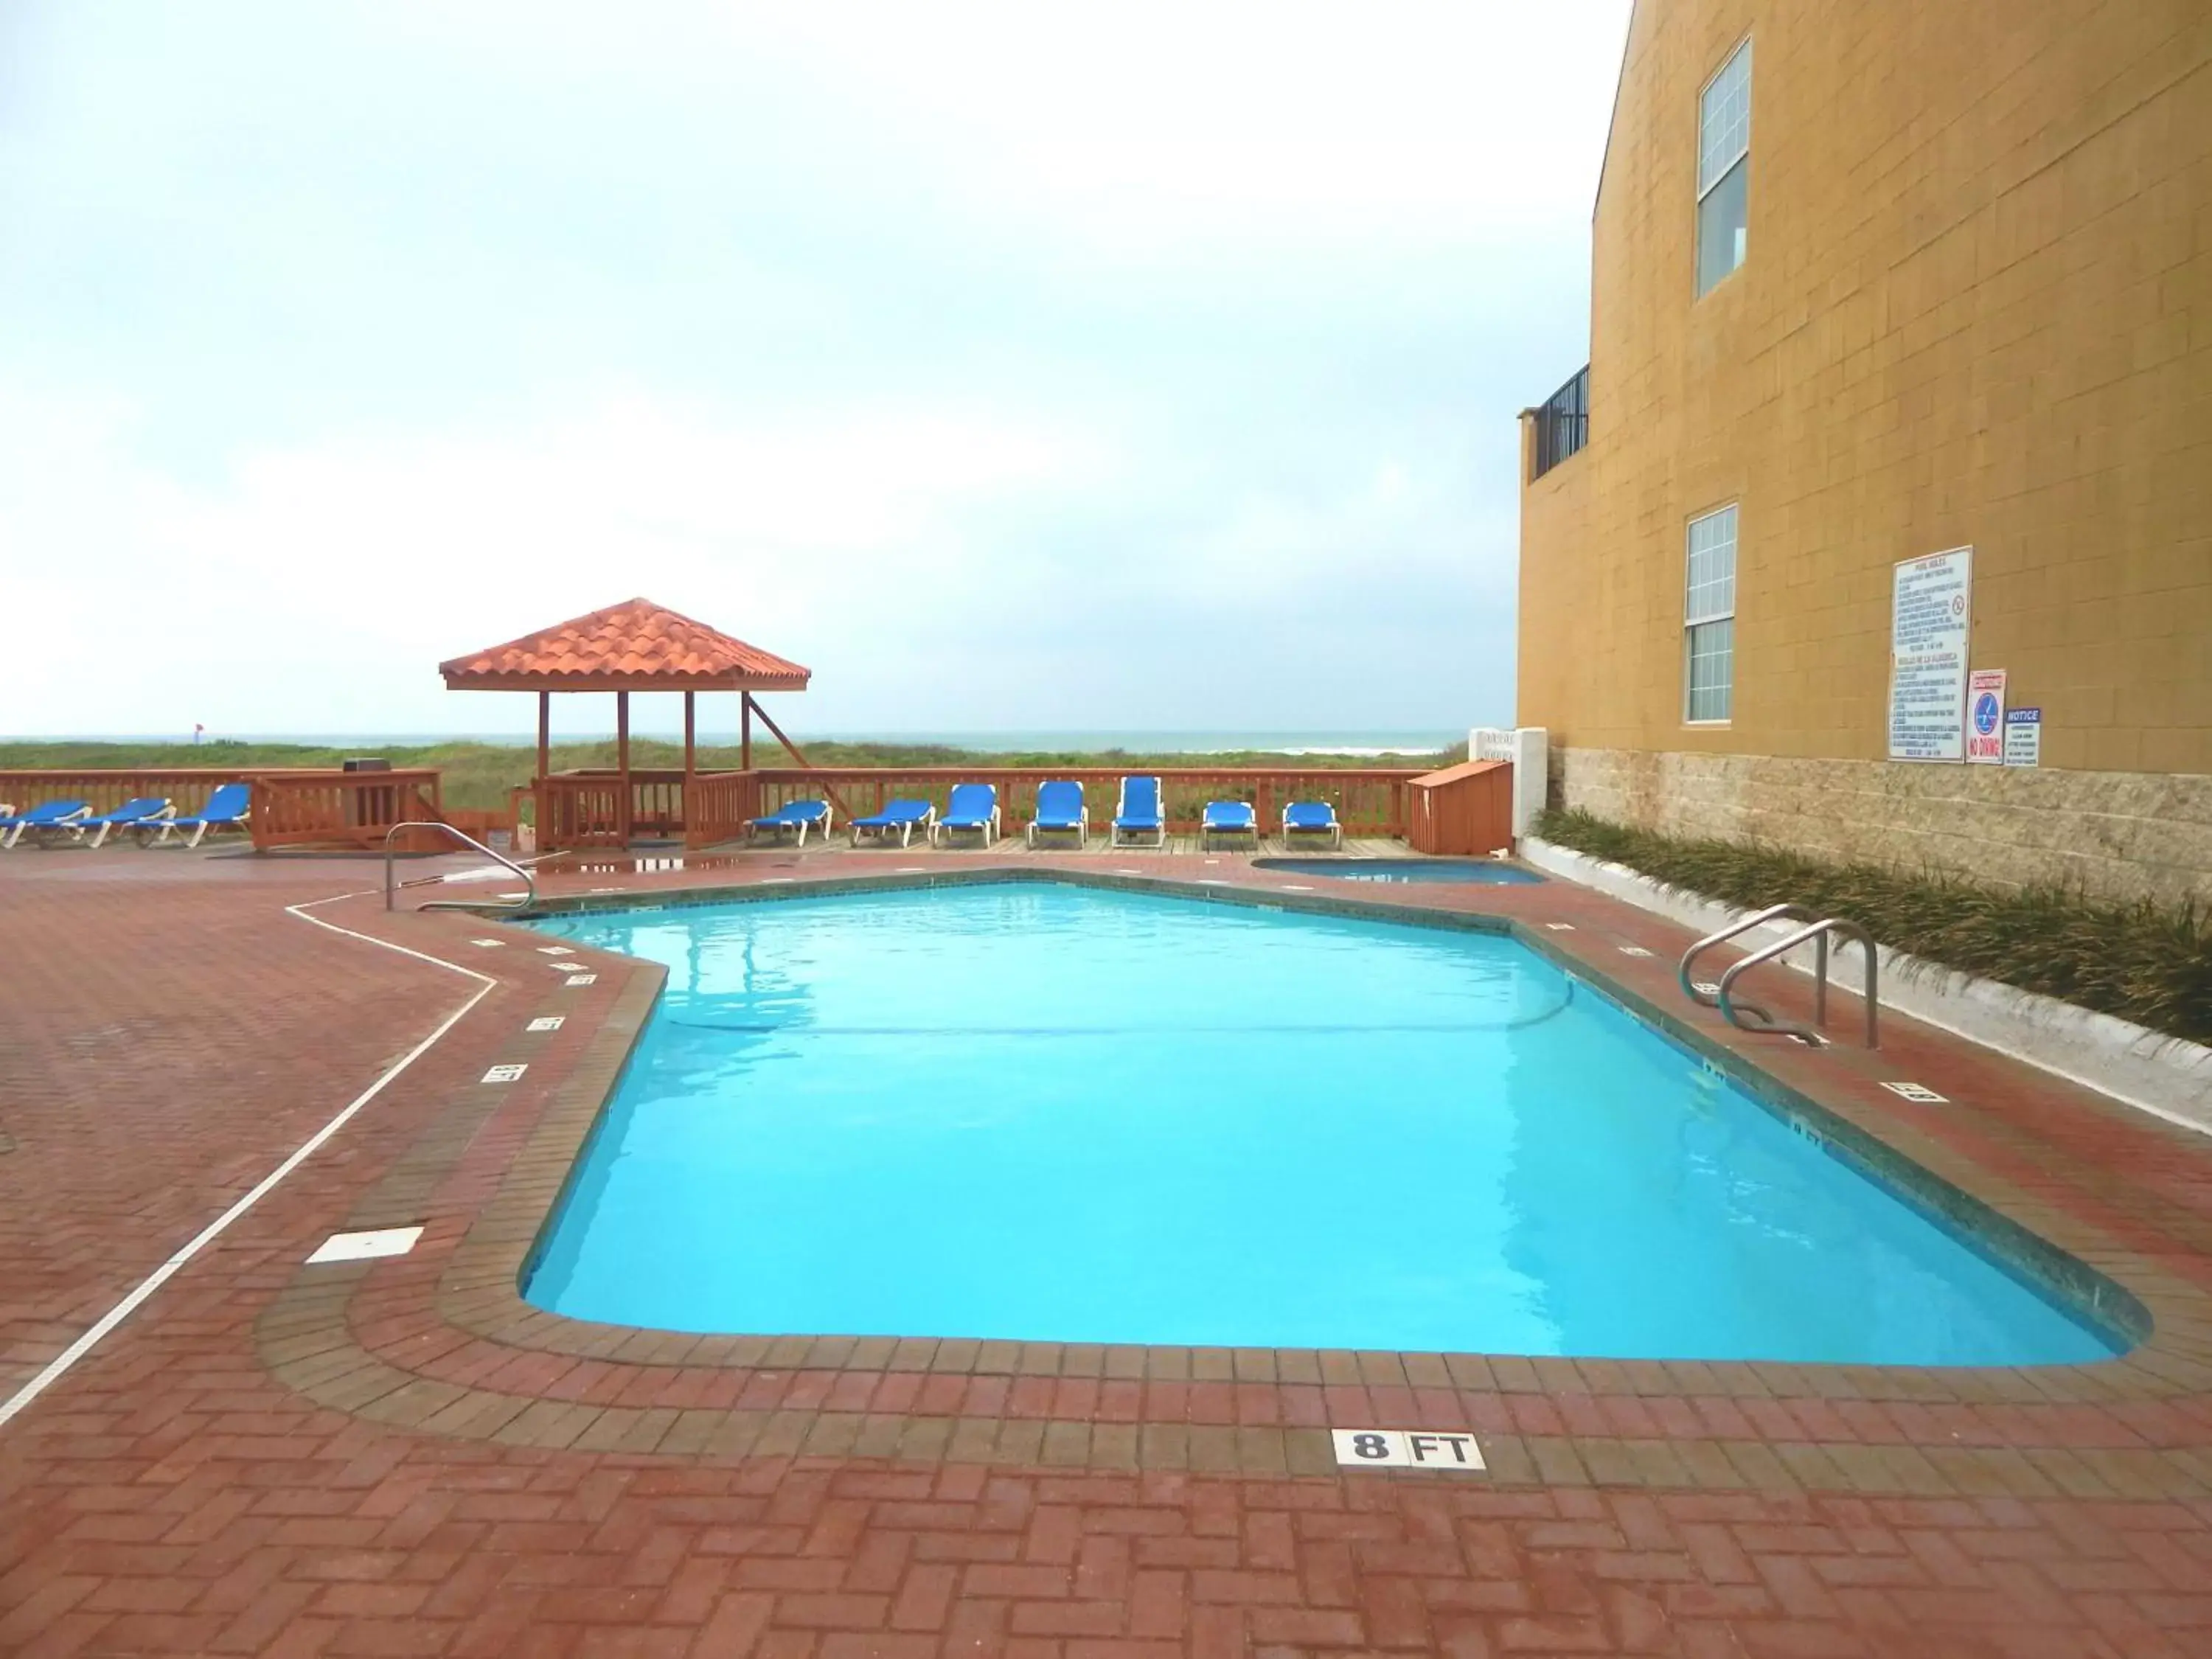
xmin=525 ymin=883 xmax=2119 ymax=1364
xmin=1254 ymin=858 xmax=1545 ymax=885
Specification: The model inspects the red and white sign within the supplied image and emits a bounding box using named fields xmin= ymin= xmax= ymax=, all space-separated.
xmin=1965 ymin=669 xmax=2007 ymax=765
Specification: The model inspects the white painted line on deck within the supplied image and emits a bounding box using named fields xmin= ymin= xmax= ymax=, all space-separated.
xmin=0 ymin=891 xmax=495 ymax=1434
xmin=307 ymin=1225 xmax=423 ymax=1264
xmin=1332 ymin=1429 xmax=1485 ymax=1471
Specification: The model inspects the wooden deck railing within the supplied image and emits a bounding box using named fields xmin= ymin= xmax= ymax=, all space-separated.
xmin=684 ymin=772 xmax=761 ymax=850
xmin=745 ymin=768 xmax=1425 ymax=840
xmin=249 ymin=771 xmax=446 ymax=851
xmin=0 ymin=768 xmax=254 ymax=820
xmin=0 ymin=767 xmax=447 ymax=851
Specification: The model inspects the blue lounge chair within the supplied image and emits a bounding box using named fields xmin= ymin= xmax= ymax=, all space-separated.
xmin=931 ymin=782 xmax=1001 ymax=847
xmin=850 ymin=798 xmax=935 ymax=847
xmin=1025 ymin=779 xmax=1088 ymax=848
xmin=154 ymin=782 xmax=252 ymax=849
xmin=76 ymin=796 xmax=176 ymax=849
xmin=1111 ymin=775 xmax=1166 ymax=848
xmin=0 ymin=799 xmax=91 ymax=850
xmin=749 ymin=799 xmax=832 ymax=846
xmin=1199 ymin=800 xmax=1258 ymax=850
xmin=1281 ymin=800 xmax=1343 ymax=849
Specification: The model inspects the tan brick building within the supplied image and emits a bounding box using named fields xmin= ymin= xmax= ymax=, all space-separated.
xmin=1515 ymin=0 xmax=2211 ymax=905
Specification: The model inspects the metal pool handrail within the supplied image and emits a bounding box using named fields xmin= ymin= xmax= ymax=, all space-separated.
xmin=382 ymin=821 xmax=537 ymax=914
xmin=1717 ymin=917 xmax=1881 ymax=1049
xmin=1678 ymin=902 xmax=1818 ymax=1028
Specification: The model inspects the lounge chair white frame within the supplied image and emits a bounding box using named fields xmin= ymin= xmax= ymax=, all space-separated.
xmin=931 ymin=790 xmax=1001 ymax=848
xmin=751 ymin=801 xmax=833 ymax=848
xmin=151 ymin=787 xmax=252 ymax=849
xmin=1197 ymin=801 xmax=1259 ymax=852
xmin=1026 ymin=785 xmax=1089 ymax=849
xmin=86 ymin=800 xmax=175 ymax=849
xmin=1280 ymin=801 xmax=1343 ymax=850
xmin=1 ymin=802 xmax=91 ymax=850
xmin=852 ymin=801 xmax=936 ymax=848
xmin=1110 ymin=776 xmax=1168 ymax=849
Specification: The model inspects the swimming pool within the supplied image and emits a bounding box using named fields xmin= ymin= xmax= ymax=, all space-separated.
xmin=524 ymin=881 xmax=2121 ymax=1365
xmin=1254 ymin=858 xmax=1545 ymax=884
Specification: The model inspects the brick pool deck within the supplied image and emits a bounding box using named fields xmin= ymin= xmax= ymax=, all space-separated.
xmin=6 ymin=842 xmax=2212 ymax=1658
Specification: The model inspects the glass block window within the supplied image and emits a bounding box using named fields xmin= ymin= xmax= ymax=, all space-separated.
xmin=1696 ymin=40 xmax=1751 ymax=295
xmin=1684 ymin=505 xmax=1737 ymax=723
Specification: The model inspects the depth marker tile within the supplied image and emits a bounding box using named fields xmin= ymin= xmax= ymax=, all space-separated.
xmin=526 ymin=1017 xmax=565 ymax=1032
xmin=482 ymin=1064 xmax=528 ymax=1084
xmin=1882 ymin=1081 xmax=1949 ymax=1103
xmin=537 ymin=946 xmax=575 ymax=956
xmin=307 ymin=1226 xmax=423 ymax=1265
xmin=565 ymin=974 xmax=597 ymax=987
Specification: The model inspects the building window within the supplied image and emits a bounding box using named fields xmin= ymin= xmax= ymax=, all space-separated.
xmin=1696 ymin=39 xmax=1750 ymax=296
xmin=1684 ymin=505 xmax=1736 ymax=722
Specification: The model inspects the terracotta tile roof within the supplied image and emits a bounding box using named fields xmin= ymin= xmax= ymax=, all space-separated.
xmin=439 ymin=599 xmax=812 ymax=690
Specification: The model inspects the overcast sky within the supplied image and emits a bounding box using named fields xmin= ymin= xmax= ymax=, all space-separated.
xmin=2 ymin=2 xmax=1630 ymax=738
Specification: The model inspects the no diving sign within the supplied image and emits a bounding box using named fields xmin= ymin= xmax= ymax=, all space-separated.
xmin=1331 ymin=1428 xmax=1486 ymax=1471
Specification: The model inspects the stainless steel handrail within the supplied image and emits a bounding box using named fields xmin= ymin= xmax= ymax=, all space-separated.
xmin=383 ymin=821 xmax=537 ymax=913
xmin=1717 ymin=917 xmax=1880 ymax=1048
xmin=1678 ymin=903 xmax=1819 ymax=1026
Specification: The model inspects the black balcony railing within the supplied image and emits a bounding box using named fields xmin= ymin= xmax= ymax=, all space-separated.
xmin=1530 ymin=365 xmax=1589 ymax=481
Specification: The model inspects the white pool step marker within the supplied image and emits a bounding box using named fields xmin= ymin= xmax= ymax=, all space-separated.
xmin=1882 ymin=1082 xmax=1949 ymax=1104
xmin=1332 ymin=1428 xmax=1485 ymax=1472
xmin=526 ymin=1016 xmax=565 ymax=1032
xmin=307 ymin=1225 xmax=423 ymax=1265
xmin=482 ymin=1063 xmax=528 ymax=1083
xmin=565 ymin=974 xmax=597 ymax=987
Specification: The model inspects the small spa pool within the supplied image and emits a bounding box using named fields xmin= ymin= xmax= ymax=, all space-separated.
xmin=1253 ymin=857 xmax=1545 ymax=885
xmin=523 ymin=881 xmax=2125 ymax=1365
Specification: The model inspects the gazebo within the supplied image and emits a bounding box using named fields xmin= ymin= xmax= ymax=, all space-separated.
xmin=439 ymin=598 xmax=813 ymax=851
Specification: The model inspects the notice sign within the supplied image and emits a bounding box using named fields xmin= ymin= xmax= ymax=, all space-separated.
xmin=1966 ymin=669 xmax=2007 ymax=764
xmin=1888 ymin=547 xmax=1972 ymax=762
xmin=2003 ymin=706 xmax=2042 ymax=768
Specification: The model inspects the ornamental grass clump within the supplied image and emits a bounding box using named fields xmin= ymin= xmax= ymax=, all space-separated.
xmin=1534 ymin=808 xmax=2212 ymax=1047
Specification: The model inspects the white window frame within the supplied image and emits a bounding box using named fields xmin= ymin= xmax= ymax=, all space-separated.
xmin=1683 ymin=504 xmax=1737 ymax=726
xmin=1695 ymin=38 xmax=1752 ymax=296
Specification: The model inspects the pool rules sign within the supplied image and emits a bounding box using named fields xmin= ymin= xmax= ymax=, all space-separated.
xmin=1888 ymin=548 xmax=1972 ymax=761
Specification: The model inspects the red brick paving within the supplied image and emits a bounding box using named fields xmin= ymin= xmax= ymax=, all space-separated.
xmin=5 ymin=841 xmax=2212 ymax=1656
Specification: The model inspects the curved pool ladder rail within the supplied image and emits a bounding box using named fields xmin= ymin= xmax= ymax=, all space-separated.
xmin=382 ymin=821 xmax=538 ymax=914
xmin=1680 ymin=905 xmax=1880 ymax=1049
xmin=1677 ymin=903 xmax=1819 ymax=1029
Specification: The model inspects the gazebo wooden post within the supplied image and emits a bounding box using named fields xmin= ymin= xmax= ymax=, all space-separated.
xmin=535 ymin=690 xmax=550 ymax=851
xmin=682 ymin=690 xmax=696 ymax=841
xmin=616 ymin=690 xmax=632 ymax=844
xmin=740 ymin=692 xmax=754 ymax=771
